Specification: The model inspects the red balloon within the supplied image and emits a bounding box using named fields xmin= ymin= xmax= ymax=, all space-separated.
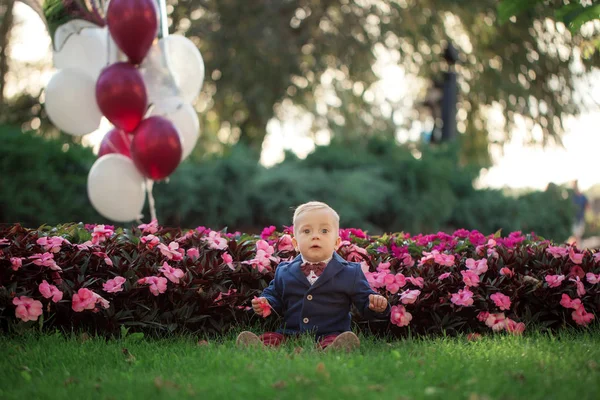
xmin=96 ymin=63 xmax=147 ymax=133
xmin=131 ymin=116 xmax=182 ymax=180
xmin=106 ymin=0 xmax=159 ymax=65
xmin=98 ymin=128 xmax=132 ymax=158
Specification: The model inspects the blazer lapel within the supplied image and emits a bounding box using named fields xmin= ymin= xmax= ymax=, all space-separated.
xmin=309 ymin=252 xmax=347 ymax=291
xmin=288 ymin=255 xmax=311 ymax=288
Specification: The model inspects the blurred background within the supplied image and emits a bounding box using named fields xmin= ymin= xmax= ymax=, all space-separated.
xmin=1 ymin=0 xmax=599 ymax=244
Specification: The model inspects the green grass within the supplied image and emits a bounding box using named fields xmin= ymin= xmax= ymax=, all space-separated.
xmin=1 ymin=328 xmax=599 ymax=400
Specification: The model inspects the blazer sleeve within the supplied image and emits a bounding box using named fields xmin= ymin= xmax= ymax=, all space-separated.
xmin=351 ymin=263 xmax=391 ymax=319
xmin=261 ymin=264 xmax=285 ymax=315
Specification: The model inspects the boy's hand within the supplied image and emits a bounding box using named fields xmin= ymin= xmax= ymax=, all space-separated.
xmin=368 ymin=294 xmax=388 ymax=313
xmin=251 ymin=297 xmax=271 ymax=316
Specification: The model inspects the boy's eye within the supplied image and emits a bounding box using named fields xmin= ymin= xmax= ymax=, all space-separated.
xmin=303 ymin=229 xmax=310 ymax=234
xmin=321 ymin=229 xmax=329 ymax=234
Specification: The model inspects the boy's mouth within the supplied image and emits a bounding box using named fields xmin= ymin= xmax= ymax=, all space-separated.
xmin=310 ymin=245 xmax=321 ymax=249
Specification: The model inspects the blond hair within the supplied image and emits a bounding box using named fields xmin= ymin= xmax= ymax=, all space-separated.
xmin=293 ymin=201 xmax=340 ymax=234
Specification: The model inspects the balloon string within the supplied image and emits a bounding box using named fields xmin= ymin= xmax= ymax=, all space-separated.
xmin=146 ymin=179 xmax=158 ymax=223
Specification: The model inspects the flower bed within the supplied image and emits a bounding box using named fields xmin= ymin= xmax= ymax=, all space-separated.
xmin=0 ymin=222 xmax=598 ymax=337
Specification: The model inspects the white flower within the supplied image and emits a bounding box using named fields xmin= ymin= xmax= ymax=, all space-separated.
xmin=580 ymin=0 xmax=592 ymax=7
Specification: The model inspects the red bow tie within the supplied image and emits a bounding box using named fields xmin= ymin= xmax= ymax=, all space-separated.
xmin=300 ymin=261 xmax=327 ymax=277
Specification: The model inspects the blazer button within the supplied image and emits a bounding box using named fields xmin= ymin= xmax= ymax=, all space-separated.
xmin=307 ymin=295 xmax=313 ymax=301
xmin=303 ymin=317 xmax=309 ymax=324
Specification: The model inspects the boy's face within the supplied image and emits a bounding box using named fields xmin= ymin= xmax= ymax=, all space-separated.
xmin=292 ymin=208 xmax=341 ymax=263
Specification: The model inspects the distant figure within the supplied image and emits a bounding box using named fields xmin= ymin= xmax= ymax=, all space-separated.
xmin=571 ymin=180 xmax=590 ymax=247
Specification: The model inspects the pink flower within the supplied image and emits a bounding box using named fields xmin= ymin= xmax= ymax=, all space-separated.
xmin=451 ymin=288 xmax=474 ymax=307
xmin=586 ymin=272 xmax=600 ymax=284
xmin=569 ymin=248 xmax=583 ymax=264
xmin=376 ymin=262 xmax=391 ymax=273
xmin=499 ymin=267 xmax=514 ymax=278
xmin=384 ymin=273 xmax=406 ymax=294
xmin=187 ymin=248 xmax=200 ymax=260
xmin=505 ymin=319 xmax=525 ymax=335
xmin=406 ymin=276 xmax=424 ymax=288
xmin=477 ymin=311 xmax=490 ymax=322
xmin=222 ymin=253 xmax=234 ymax=270
xmin=569 ymin=276 xmax=586 ymax=297
xmin=400 ymin=289 xmax=421 ymax=305
xmin=10 ymin=257 xmax=24 ymax=271
xmin=141 ymin=234 xmax=160 ymax=249
xmin=0 ymin=238 xmax=9 ymax=245
xmin=176 ymin=230 xmax=195 ymax=243
xmin=91 ymin=225 xmax=114 ymax=245
xmin=419 ymin=250 xmax=454 ymax=267
xmin=260 ymin=226 xmax=276 ymax=240
xmin=38 ymin=280 xmax=63 ymax=302
xmin=158 ymin=241 xmax=184 ymax=261
xmin=76 ymin=241 xmax=95 ymax=251
xmin=277 ymin=235 xmax=294 ymax=252
xmin=12 ymin=296 xmax=43 ymax=322
xmin=490 ymin=293 xmax=511 ymax=311
xmin=138 ymin=219 xmax=158 ymax=234
xmin=594 ymin=252 xmax=600 ymax=263
xmin=29 ymin=252 xmax=61 ymax=271
xmin=572 ymin=306 xmax=595 ymax=326
xmin=461 ymin=270 xmax=480 ymax=287
xmin=159 ymin=262 xmax=185 ymax=284
xmin=485 ymin=313 xmax=506 ymax=331
xmin=546 ymin=246 xmax=568 ymax=258
xmin=545 ymin=274 xmax=565 ymax=288
xmin=360 ymin=261 xmax=369 ymax=274
xmin=93 ymin=251 xmax=113 ymax=266
xmin=103 ymin=276 xmax=126 ymax=293
xmin=343 ymin=242 xmax=369 ymax=262
xmin=560 ymin=293 xmax=582 ymax=310
xmin=569 ymin=265 xmax=585 ymax=279
xmin=400 ymin=253 xmax=415 ymax=267
xmin=438 ymin=272 xmax=451 ymax=281
xmin=36 ymin=236 xmax=69 ymax=253
xmin=203 ymin=231 xmax=228 ymax=250
xmin=390 ymin=305 xmax=412 ymax=327
xmin=72 ymin=288 xmax=109 ymax=312
xmin=137 ymin=276 xmax=168 ymax=296
xmin=253 ymin=296 xmax=272 ymax=317
xmin=365 ymin=271 xmax=386 ymax=290
xmin=465 ymin=258 xmax=488 ymax=275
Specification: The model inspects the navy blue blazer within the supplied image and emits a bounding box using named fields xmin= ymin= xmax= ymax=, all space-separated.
xmin=261 ymin=252 xmax=390 ymax=337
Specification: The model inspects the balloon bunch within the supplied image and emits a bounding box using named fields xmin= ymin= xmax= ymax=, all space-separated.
xmin=43 ymin=0 xmax=205 ymax=222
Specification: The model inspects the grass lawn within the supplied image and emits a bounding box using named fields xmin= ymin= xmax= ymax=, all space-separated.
xmin=1 ymin=328 xmax=599 ymax=400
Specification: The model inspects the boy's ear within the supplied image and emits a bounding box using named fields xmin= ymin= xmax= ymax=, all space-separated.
xmin=292 ymin=237 xmax=298 ymax=251
xmin=335 ymin=236 xmax=341 ymax=250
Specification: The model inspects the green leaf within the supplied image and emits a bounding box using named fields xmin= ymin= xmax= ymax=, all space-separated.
xmin=555 ymin=4 xmax=600 ymax=33
xmin=497 ymin=0 xmax=543 ymax=24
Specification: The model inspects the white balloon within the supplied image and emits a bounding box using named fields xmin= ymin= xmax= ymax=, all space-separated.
xmin=87 ymin=154 xmax=146 ymax=222
xmin=53 ymin=26 xmax=109 ymax=80
xmin=45 ymin=68 xmax=103 ymax=136
xmin=141 ymin=34 xmax=205 ymax=105
xmin=149 ymin=97 xmax=200 ymax=161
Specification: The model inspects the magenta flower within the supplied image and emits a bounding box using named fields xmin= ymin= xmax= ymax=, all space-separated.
xmin=158 ymin=242 xmax=184 ymax=261
xmin=138 ymin=219 xmax=159 ymax=234
xmin=485 ymin=313 xmax=506 ymax=331
xmin=477 ymin=311 xmax=490 ymax=322
xmin=545 ymin=274 xmax=565 ymax=288
xmin=451 ymin=288 xmax=474 ymax=307
xmin=38 ymin=280 xmax=63 ymax=303
xmin=586 ymin=272 xmax=600 ymax=284
xmin=568 ymin=248 xmax=583 ymax=264
xmin=465 ymin=258 xmax=488 ymax=275
xmin=91 ymin=225 xmax=114 ymax=245
xmin=137 ymin=276 xmax=168 ymax=296
xmin=10 ymin=257 xmax=24 ymax=271
xmin=103 ymin=276 xmax=126 ymax=293
xmin=159 ymin=262 xmax=185 ymax=284
xmin=187 ymin=248 xmax=200 ymax=260
xmin=12 ymin=296 xmax=43 ymax=322
xmin=277 ymin=234 xmax=294 ymax=252
xmin=490 ymin=293 xmax=511 ymax=311
xmin=400 ymin=289 xmax=421 ymax=305
xmin=260 ymin=226 xmax=276 ymax=240
xmin=29 ymin=252 xmax=61 ymax=271
xmin=438 ymin=272 xmax=451 ymax=281
xmin=390 ymin=305 xmax=412 ymax=327
xmin=461 ymin=270 xmax=480 ymax=287
xmin=221 ymin=253 xmax=234 ymax=270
